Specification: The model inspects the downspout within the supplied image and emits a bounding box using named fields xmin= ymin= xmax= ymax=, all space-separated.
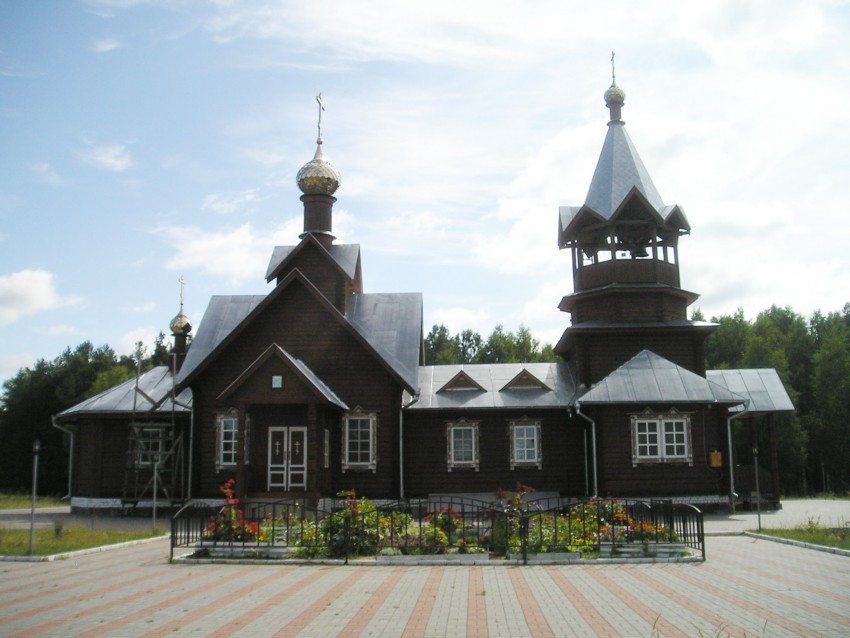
xmin=726 ymin=404 xmax=750 ymax=512
xmin=51 ymin=416 xmax=74 ymax=501
xmin=399 ymin=391 xmax=420 ymax=500
xmin=171 ymin=397 xmax=194 ymax=500
xmin=573 ymin=401 xmax=598 ymax=498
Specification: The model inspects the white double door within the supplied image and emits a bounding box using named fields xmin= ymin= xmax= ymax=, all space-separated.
xmin=267 ymin=426 xmax=307 ymax=491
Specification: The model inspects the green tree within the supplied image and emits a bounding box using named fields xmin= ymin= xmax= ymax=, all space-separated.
xmin=810 ymin=316 xmax=850 ymax=492
xmin=705 ymin=308 xmax=750 ymax=370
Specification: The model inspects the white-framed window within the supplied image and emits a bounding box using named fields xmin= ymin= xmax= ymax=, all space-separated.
xmin=509 ymin=417 xmax=542 ymax=469
xmin=630 ymin=409 xmax=692 ymax=466
xmin=136 ymin=426 xmax=162 ymax=467
xmin=342 ymin=409 xmax=377 ymax=472
xmin=216 ymin=411 xmax=239 ymax=470
xmin=446 ymin=419 xmax=479 ymax=471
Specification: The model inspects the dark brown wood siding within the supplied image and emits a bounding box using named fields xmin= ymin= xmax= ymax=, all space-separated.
xmin=191 ymin=279 xmax=404 ymax=499
xmin=402 ymin=410 xmax=586 ymax=497
xmin=277 ymin=242 xmax=350 ymax=311
xmin=573 ymin=330 xmax=707 ymax=386
xmin=587 ymin=404 xmax=729 ymax=497
xmin=571 ymin=290 xmax=688 ymax=324
xmin=71 ymin=419 xmax=129 ymax=498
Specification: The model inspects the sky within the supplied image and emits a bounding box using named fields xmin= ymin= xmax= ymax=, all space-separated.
xmin=2 ymin=0 xmax=849 ymax=388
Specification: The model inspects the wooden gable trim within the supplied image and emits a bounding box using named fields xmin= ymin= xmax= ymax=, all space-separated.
xmin=216 ymin=343 xmax=348 ymax=409
xmin=265 ymin=234 xmax=357 ymax=284
xmin=607 ymin=186 xmax=665 ymax=228
xmin=500 ymin=369 xmax=551 ymax=392
xmin=437 ymin=370 xmax=486 ymax=393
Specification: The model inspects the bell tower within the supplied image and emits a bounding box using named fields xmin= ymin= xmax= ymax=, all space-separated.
xmin=556 ymin=65 xmax=714 ymax=385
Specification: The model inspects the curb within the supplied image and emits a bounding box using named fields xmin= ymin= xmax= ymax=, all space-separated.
xmin=742 ymin=531 xmax=850 ymax=558
xmin=0 ymin=534 xmax=169 ymax=563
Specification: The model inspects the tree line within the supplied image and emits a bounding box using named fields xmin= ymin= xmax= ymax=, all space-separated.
xmin=0 ymin=335 xmax=171 ymax=494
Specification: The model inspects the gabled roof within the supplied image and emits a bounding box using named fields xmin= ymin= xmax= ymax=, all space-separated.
xmin=577 ymin=350 xmax=746 ymax=406
xmin=176 ymin=269 xmax=421 ymax=393
xmin=345 ymin=291 xmax=423 ymax=391
xmin=217 ymin=343 xmax=348 ymax=409
xmin=706 ymin=369 xmax=795 ymax=415
xmin=56 ymin=366 xmax=192 ymax=421
xmin=265 ymin=236 xmax=361 ymax=283
xmin=410 ymin=363 xmax=578 ymax=410
xmin=438 ymin=370 xmax=486 ymax=392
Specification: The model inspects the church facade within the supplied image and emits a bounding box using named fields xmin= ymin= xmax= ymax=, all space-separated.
xmin=56 ymin=80 xmax=793 ymax=511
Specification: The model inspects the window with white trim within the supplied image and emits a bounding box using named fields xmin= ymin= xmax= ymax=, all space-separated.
xmin=509 ymin=418 xmax=542 ymax=469
xmin=342 ymin=410 xmax=377 ymax=472
xmin=136 ymin=427 xmax=162 ymax=467
xmin=447 ymin=419 xmax=479 ymax=471
xmin=631 ymin=410 xmax=692 ymax=466
xmin=216 ymin=412 xmax=239 ymax=469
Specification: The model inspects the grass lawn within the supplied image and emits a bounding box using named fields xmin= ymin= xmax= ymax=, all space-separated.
xmin=0 ymin=526 xmax=165 ymax=556
xmin=757 ymin=520 xmax=850 ymax=551
xmin=0 ymin=493 xmax=67 ymax=509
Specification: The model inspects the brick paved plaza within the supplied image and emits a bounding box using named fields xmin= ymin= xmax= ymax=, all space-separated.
xmin=1 ymin=533 xmax=849 ymax=637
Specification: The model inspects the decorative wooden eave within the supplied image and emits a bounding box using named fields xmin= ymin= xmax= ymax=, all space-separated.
xmin=437 ymin=370 xmax=486 ymax=393
xmin=265 ymin=233 xmax=361 ymax=287
xmin=499 ymin=369 xmax=551 ymax=392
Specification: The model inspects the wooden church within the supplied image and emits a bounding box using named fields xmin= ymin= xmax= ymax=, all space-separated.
xmin=56 ymin=79 xmax=793 ymax=511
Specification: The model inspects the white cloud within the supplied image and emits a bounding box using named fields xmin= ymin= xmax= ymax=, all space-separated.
xmin=155 ymin=219 xmax=302 ymax=284
xmin=201 ymin=188 xmax=262 ymax=215
xmin=0 ymin=269 xmax=79 ymax=327
xmin=92 ymin=38 xmax=123 ymax=53
xmin=81 ymin=142 xmax=134 ymax=172
xmin=431 ymin=306 xmax=492 ymax=336
xmin=44 ymin=324 xmax=78 ymax=336
xmin=0 ymin=352 xmax=35 ymax=383
xmin=117 ymin=327 xmax=157 ymax=358
xmin=29 ymin=162 xmax=63 ymax=187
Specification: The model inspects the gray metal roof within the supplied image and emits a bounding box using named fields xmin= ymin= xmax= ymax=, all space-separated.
xmin=176 ymin=280 xmax=422 ymax=393
xmin=586 ymin=121 xmax=665 ymax=219
xmin=265 ymin=242 xmax=360 ymax=282
xmin=706 ymin=369 xmax=795 ymax=414
xmin=57 ymin=366 xmax=192 ymax=420
xmin=577 ymin=350 xmax=746 ymax=406
xmin=410 ymin=362 xmax=578 ymax=410
xmin=176 ymin=295 xmax=266 ymax=385
xmin=346 ymin=292 xmax=423 ymax=391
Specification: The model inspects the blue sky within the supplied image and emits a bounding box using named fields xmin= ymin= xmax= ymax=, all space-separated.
xmin=2 ymin=0 xmax=849 ymax=387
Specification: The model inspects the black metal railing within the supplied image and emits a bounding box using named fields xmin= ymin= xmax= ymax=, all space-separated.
xmin=170 ymin=495 xmax=705 ymax=563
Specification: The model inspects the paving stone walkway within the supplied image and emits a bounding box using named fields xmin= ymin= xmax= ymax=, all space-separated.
xmin=2 ymin=533 xmax=849 ymax=637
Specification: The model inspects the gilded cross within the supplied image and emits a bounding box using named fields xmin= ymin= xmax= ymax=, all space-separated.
xmin=294 ymin=440 xmax=301 ymax=456
xmin=611 ymin=51 xmax=616 ymax=85
xmin=178 ymin=275 xmax=186 ymax=309
xmin=274 ymin=440 xmax=281 ymax=456
xmin=316 ymin=93 xmax=325 ymax=143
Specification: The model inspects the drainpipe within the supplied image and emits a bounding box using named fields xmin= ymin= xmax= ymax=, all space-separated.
xmin=399 ymin=391 xmax=420 ymax=500
xmin=51 ymin=416 xmax=74 ymax=501
xmin=572 ymin=402 xmax=597 ymax=498
xmin=726 ymin=405 xmax=749 ymax=512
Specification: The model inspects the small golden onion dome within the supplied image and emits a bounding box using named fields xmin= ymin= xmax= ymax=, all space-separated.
xmin=170 ymin=310 xmax=192 ymax=336
xmin=604 ymin=83 xmax=626 ymax=107
xmin=296 ymin=142 xmax=341 ymax=196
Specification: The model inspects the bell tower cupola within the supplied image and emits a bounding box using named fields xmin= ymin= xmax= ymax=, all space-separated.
xmin=555 ymin=57 xmax=713 ymax=383
xmin=297 ymin=93 xmax=341 ymax=250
